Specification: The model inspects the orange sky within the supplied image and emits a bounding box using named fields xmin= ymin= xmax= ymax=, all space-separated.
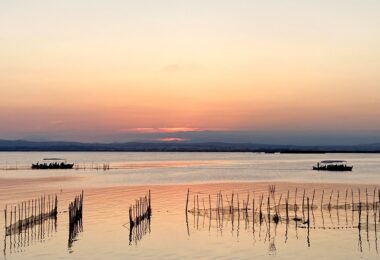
xmin=0 ymin=1 xmax=380 ymax=142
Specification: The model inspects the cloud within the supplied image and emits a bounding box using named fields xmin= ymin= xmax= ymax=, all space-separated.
xmin=154 ymin=137 xmax=189 ymax=142
xmin=125 ymin=127 xmax=202 ymax=133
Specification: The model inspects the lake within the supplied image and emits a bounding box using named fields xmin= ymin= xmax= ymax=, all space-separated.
xmin=0 ymin=152 xmax=379 ymax=259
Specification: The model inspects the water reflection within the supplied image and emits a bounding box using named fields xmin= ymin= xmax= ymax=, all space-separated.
xmin=1 ymin=183 xmax=380 ymax=258
xmin=68 ymin=192 xmax=84 ymax=252
xmin=68 ymin=217 xmax=83 ymax=251
xmin=3 ymin=215 xmax=57 ymax=257
xmin=127 ymin=192 xmax=152 ymax=246
xmin=128 ymin=216 xmax=151 ymax=245
xmin=185 ymin=189 xmax=380 ymax=256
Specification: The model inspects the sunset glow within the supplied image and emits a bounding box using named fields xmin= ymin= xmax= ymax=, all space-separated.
xmin=1 ymin=1 xmax=380 ymax=143
xmin=128 ymin=128 xmax=203 ymax=134
xmin=2 ymin=3 xmax=380 ymax=260
xmin=155 ymin=138 xmax=189 ymax=142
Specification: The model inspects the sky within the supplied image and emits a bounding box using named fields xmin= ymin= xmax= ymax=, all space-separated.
xmin=1 ymin=0 xmax=380 ymax=144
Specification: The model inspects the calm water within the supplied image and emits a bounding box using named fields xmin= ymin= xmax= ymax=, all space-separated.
xmin=0 ymin=152 xmax=380 ymax=259
xmin=1 ymin=152 xmax=380 ymax=186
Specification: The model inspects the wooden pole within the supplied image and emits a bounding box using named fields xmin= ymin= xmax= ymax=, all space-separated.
xmin=307 ymin=197 xmax=310 ymax=224
xmin=197 ymin=195 xmax=199 ymax=214
xmin=253 ymin=196 xmax=255 ymax=224
xmin=246 ymin=193 xmax=250 ymax=213
xmin=345 ymin=188 xmax=348 ymax=210
xmin=193 ymin=195 xmax=195 ymax=213
xmin=18 ymin=204 xmax=21 ymax=229
xmin=129 ymin=207 xmax=132 ymax=227
xmin=378 ymin=189 xmax=380 ymax=222
xmin=209 ymin=194 xmax=212 ymax=217
xmin=14 ymin=206 xmax=16 ymax=233
xmin=302 ymin=189 xmax=306 ymax=213
xmin=321 ymin=189 xmax=324 ymax=209
xmin=337 ymin=191 xmax=340 ymax=208
xmin=277 ymin=194 xmax=282 ymax=215
xmin=307 ymin=196 xmax=310 ymax=248
xmin=328 ymin=190 xmax=333 ymax=210
xmin=286 ymin=198 xmax=289 ymax=221
xmin=21 ymin=202 xmax=24 ymax=228
xmin=185 ymin=188 xmax=189 ymax=213
xmin=373 ymin=188 xmax=376 ymax=212
xmin=259 ymin=194 xmax=263 ymax=223
xmin=4 ymin=205 xmax=7 ymax=230
xmin=286 ymin=190 xmax=289 ymax=206
xmin=8 ymin=207 xmax=11 ymax=235
xmin=231 ymin=193 xmax=234 ymax=213
xmin=358 ymin=196 xmax=362 ymax=228
xmin=220 ymin=193 xmax=223 ymax=213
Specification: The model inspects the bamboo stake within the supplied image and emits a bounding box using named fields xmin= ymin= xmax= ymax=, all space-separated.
xmin=197 ymin=195 xmax=199 ymax=214
xmin=337 ymin=191 xmax=339 ymax=208
xmin=277 ymin=194 xmax=282 ymax=215
xmin=373 ymin=188 xmax=376 ymax=212
xmin=209 ymin=194 xmax=211 ymax=217
xmin=4 ymin=205 xmax=7 ymax=231
xmin=285 ymin=198 xmax=289 ymax=221
xmin=345 ymin=188 xmax=348 ymax=210
xmin=321 ymin=189 xmax=324 ymax=209
xmin=246 ymin=193 xmax=250 ymax=213
xmin=302 ymin=189 xmax=306 ymax=213
xmin=185 ymin=188 xmax=189 ymax=213
xmin=328 ymin=190 xmax=333 ymax=210
xmin=253 ymin=196 xmax=255 ymax=225
xmin=14 ymin=206 xmax=16 ymax=234
xmin=307 ymin=197 xmax=310 ymax=224
xmin=220 ymin=192 xmax=224 ymax=213
xmin=259 ymin=194 xmax=263 ymax=223
xmin=192 ymin=195 xmax=195 ymax=214
xmin=378 ymin=190 xmax=380 ymax=222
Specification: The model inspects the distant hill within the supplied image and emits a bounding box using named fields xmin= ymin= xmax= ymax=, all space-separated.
xmin=0 ymin=140 xmax=380 ymax=152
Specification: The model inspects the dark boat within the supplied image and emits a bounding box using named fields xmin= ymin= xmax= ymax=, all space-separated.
xmin=313 ymin=160 xmax=353 ymax=171
xmin=32 ymin=158 xmax=74 ymax=169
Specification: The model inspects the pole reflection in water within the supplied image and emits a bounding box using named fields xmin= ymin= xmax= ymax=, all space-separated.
xmin=128 ymin=215 xmax=151 ymax=246
xmin=68 ymin=192 xmax=84 ymax=251
xmin=3 ymin=214 xmax=57 ymax=257
xmin=68 ymin=217 xmax=83 ymax=251
xmin=127 ymin=191 xmax=152 ymax=246
xmin=185 ymin=187 xmax=380 ymax=255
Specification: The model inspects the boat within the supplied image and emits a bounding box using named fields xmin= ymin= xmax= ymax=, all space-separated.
xmin=313 ymin=160 xmax=353 ymax=171
xmin=32 ymin=158 xmax=74 ymax=169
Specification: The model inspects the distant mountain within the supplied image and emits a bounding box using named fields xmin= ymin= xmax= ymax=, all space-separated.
xmin=1 ymin=140 xmax=380 ymax=152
